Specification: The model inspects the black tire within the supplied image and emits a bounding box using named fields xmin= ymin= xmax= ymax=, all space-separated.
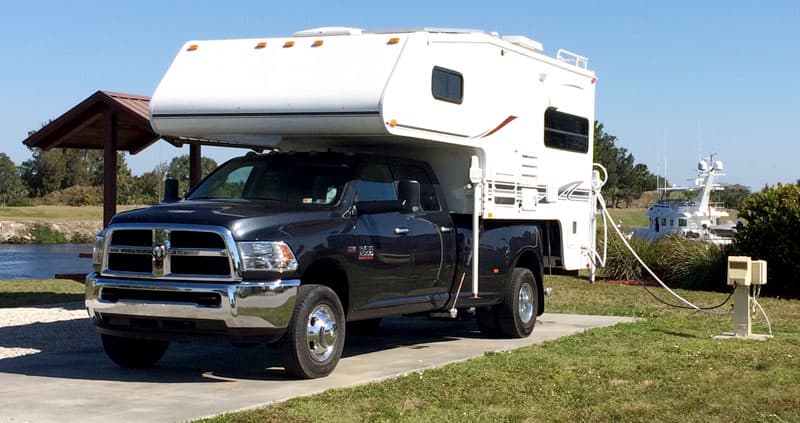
xmin=476 ymin=307 xmax=502 ymax=337
xmin=280 ymin=284 xmax=346 ymax=379
xmin=101 ymin=334 xmax=169 ymax=368
xmin=495 ymin=268 xmax=539 ymax=338
xmin=347 ymin=318 xmax=382 ymax=334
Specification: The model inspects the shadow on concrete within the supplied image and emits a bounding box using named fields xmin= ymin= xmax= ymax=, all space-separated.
xmin=0 ymin=314 xmax=482 ymax=383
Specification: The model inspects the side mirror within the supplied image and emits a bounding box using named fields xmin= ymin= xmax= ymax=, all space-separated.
xmin=398 ymin=180 xmax=421 ymax=213
xmin=163 ymin=177 xmax=180 ymax=203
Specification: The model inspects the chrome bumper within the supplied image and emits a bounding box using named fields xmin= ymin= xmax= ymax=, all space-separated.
xmin=85 ymin=273 xmax=299 ymax=331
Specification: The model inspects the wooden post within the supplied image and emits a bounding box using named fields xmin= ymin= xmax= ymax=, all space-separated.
xmin=103 ymin=110 xmax=118 ymax=227
xmin=189 ymin=143 xmax=201 ymax=189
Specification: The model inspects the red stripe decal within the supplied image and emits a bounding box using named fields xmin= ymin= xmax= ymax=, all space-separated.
xmin=481 ymin=115 xmax=517 ymax=138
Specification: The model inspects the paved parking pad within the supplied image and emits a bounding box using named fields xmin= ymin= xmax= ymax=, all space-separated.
xmin=0 ymin=305 xmax=635 ymax=423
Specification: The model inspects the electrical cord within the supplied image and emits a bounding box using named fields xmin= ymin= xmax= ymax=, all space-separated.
xmin=751 ymin=284 xmax=773 ymax=336
xmin=753 ymin=297 xmax=773 ymax=336
xmin=607 ymin=230 xmax=734 ymax=310
xmin=594 ymin=189 xmax=732 ymax=316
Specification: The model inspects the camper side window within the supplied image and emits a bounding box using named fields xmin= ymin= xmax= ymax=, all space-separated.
xmin=432 ymin=67 xmax=463 ymax=104
xmin=544 ymin=107 xmax=589 ymax=153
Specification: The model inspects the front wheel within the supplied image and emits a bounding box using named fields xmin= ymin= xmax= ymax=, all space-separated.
xmin=495 ymin=268 xmax=539 ymax=338
xmin=101 ymin=334 xmax=169 ymax=368
xmin=280 ymin=284 xmax=346 ymax=379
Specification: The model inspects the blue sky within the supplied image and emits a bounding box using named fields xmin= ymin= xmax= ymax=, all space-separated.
xmin=1 ymin=0 xmax=798 ymax=189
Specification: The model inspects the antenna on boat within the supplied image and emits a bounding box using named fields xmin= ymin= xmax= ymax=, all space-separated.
xmin=697 ymin=121 xmax=703 ymax=163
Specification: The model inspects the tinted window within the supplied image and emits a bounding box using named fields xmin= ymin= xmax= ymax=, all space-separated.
xmin=202 ymin=165 xmax=253 ymax=199
xmin=392 ymin=164 xmax=441 ymax=211
xmin=355 ymin=164 xmax=396 ymax=201
xmin=432 ymin=66 xmax=463 ymax=104
xmin=544 ymin=107 xmax=589 ymax=153
xmin=188 ymin=156 xmax=351 ymax=206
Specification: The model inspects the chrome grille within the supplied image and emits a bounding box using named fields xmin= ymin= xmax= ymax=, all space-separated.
xmin=101 ymin=224 xmax=240 ymax=281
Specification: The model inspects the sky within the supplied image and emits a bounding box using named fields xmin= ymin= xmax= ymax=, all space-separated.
xmin=1 ymin=0 xmax=798 ymax=190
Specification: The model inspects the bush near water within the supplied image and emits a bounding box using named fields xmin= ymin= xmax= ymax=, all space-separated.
xmin=603 ymin=181 xmax=800 ymax=298
xmin=736 ymin=181 xmax=800 ymax=297
xmin=3 ymin=222 xmax=96 ymax=244
xmin=602 ymin=235 xmax=730 ymax=292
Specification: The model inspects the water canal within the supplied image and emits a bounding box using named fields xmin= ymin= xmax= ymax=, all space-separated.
xmin=0 ymin=244 xmax=92 ymax=280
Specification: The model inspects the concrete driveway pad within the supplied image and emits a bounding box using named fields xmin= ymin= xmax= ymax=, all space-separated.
xmin=0 ymin=304 xmax=636 ymax=422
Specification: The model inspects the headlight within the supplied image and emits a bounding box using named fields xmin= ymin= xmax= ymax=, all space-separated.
xmin=92 ymin=231 xmax=106 ymax=272
xmin=237 ymin=241 xmax=298 ymax=272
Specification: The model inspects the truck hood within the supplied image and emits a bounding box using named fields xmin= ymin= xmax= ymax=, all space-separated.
xmin=109 ymin=200 xmax=340 ymax=241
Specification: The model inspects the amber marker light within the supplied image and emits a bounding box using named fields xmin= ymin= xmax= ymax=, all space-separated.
xmin=389 ymin=119 xmax=397 ymax=127
xmin=187 ymin=44 xmax=198 ymax=51
xmin=283 ymin=41 xmax=295 ymax=48
xmin=387 ymin=37 xmax=400 ymax=45
xmin=255 ymin=42 xmax=267 ymax=49
xmin=312 ymin=40 xmax=324 ymax=47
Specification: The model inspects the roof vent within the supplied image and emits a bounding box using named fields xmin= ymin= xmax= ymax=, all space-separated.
xmin=293 ymin=27 xmax=364 ymax=37
xmin=502 ymin=36 xmax=543 ymax=53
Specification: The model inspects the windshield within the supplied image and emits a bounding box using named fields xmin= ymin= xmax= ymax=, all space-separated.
xmin=187 ymin=154 xmax=354 ymax=206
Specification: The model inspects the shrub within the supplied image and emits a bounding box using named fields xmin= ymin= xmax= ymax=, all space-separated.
xmin=28 ymin=223 xmax=67 ymax=244
xmin=38 ymin=185 xmax=103 ymax=206
xmin=603 ymin=235 xmax=657 ymax=281
xmin=656 ymin=236 xmax=730 ymax=292
xmin=602 ymin=234 xmax=730 ymax=292
xmin=69 ymin=232 xmax=95 ymax=244
xmin=736 ymin=181 xmax=800 ymax=298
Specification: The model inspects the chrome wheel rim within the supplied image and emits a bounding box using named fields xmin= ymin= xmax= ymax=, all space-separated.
xmin=518 ymin=283 xmax=534 ymax=324
xmin=306 ymin=304 xmax=337 ymax=362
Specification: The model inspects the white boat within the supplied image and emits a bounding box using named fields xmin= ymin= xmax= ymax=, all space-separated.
xmin=634 ymin=156 xmax=735 ymax=245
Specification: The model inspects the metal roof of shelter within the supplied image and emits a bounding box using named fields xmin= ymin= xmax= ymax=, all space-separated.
xmin=22 ymin=90 xmax=167 ymax=153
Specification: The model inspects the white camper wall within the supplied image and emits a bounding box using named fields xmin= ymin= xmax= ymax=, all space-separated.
xmin=382 ymin=32 xmax=524 ymax=144
xmin=149 ymin=34 xmax=408 ymax=141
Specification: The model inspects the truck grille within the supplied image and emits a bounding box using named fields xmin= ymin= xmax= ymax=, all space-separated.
xmin=101 ymin=225 xmax=239 ymax=281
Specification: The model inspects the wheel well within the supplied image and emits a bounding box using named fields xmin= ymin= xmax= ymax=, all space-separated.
xmin=301 ymin=259 xmax=350 ymax=313
xmin=514 ymin=250 xmax=545 ymax=314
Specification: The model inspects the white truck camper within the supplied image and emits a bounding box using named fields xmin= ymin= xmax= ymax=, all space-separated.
xmin=150 ymin=26 xmax=598 ymax=295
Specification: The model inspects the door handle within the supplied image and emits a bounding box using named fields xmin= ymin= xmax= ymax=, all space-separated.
xmin=440 ymin=226 xmax=453 ymax=233
xmin=394 ymin=227 xmax=410 ymax=235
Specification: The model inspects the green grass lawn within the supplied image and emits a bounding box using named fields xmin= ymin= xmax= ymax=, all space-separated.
xmin=0 ymin=205 xmax=144 ymax=221
xmin=606 ymin=207 xmax=649 ymax=228
xmin=202 ymin=276 xmax=800 ymax=423
xmin=0 ymin=279 xmax=85 ymax=307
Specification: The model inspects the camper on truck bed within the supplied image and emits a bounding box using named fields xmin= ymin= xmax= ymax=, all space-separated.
xmin=86 ymin=27 xmax=597 ymax=378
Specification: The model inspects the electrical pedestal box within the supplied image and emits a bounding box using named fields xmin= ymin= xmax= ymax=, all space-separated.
xmin=714 ymin=256 xmax=771 ymax=341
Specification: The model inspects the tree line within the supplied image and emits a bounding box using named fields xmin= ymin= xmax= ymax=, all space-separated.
xmin=0 ymin=149 xmax=216 ymax=206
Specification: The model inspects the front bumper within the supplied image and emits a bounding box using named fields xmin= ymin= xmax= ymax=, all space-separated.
xmin=85 ymin=273 xmax=299 ymax=340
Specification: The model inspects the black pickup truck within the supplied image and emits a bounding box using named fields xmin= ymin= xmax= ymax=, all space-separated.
xmin=86 ymin=151 xmax=544 ymax=378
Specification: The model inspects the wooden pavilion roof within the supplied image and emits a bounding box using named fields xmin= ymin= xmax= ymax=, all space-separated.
xmin=22 ymin=90 xmax=170 ymax=154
